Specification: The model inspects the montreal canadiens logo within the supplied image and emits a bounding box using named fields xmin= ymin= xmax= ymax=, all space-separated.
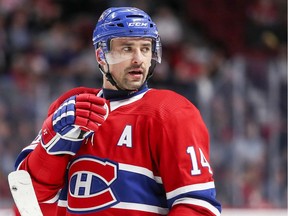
xmin=67 ymin=156 xmax=119 ymax=213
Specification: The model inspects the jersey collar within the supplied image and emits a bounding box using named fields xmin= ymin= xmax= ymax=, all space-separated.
xmin=102 ymin=82 xmax=149 ymax=101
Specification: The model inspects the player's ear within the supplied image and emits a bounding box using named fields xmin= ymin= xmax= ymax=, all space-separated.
xmin=95 ymin=48 xmax=106 ymax=65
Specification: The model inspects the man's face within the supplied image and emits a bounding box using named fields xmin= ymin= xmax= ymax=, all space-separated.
xmin=101 ymin=37 xmax=152 ymax=90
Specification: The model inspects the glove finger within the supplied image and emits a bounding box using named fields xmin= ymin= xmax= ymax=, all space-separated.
xmin=76 ymin=109 xmax=105 ymax=125
xmin=90 ymin=104 xmax=107 ymax=116
xmin=76 ymin=94 xmax=106 ymax=106
xmin=75 ymin=116 xmax=99 ymax=131
xmin=75 ymin=101 xmax=91 ymax=109
xmin=75 ymin=102 xmax=107 ymax=116
xmin=86 ymin=120 xmax=101 ymax=132
xmin=89 ymin=112 xmax=105 ymax=124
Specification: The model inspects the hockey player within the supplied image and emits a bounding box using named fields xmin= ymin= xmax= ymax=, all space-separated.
xmin=14 ymin=7 xmax=222 ymax=216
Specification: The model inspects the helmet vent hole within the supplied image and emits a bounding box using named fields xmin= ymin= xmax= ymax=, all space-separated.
xmin=126 ymin=15 xmax=144 ymax=18
xmin=117 ymin=23 xmax=124 ymax=27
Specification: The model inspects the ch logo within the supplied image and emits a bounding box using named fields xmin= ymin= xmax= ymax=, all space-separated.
xmin=67 ymin=156 xmax=118 ymax=213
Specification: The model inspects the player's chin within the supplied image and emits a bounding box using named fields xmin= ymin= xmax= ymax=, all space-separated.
xmin=125 ymin=81 xmax=144 ymax=90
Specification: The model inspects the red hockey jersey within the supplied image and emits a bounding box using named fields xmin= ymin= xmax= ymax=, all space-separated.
xmin=16 ymin=87 xmax=221 ymax=215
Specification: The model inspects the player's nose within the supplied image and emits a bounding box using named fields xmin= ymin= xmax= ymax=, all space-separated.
xmin=131 ymin=49 xmax=143 ymax=64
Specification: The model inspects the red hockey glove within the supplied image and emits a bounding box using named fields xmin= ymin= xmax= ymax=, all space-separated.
xmin=41 ymin=93 xmax=108 ymax=155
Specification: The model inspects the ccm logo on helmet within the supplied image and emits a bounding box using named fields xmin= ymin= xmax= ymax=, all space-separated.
xmin=128 ymin=22 xmax=148 ymax=27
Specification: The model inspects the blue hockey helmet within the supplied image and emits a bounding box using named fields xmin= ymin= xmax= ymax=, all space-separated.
xmin=92 ymin=7 xmax=162 ymax=63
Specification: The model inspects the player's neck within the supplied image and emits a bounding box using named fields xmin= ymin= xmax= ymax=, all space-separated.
xmin=102 ymin=82 xmax=148 ymax=100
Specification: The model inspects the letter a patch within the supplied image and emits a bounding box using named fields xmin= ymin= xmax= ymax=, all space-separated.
xmin=117 ymin=125 xmax=132 ymax=148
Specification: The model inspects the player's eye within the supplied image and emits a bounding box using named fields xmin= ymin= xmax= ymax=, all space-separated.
xmin=141 ymin=47 xmax=151 ymax=53
xmin=122 ymin=47 xmax=132 ymax=52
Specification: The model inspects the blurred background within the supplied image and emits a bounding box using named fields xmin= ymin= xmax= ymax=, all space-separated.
xmin=0 ymin=0 xmax=286 ymax=214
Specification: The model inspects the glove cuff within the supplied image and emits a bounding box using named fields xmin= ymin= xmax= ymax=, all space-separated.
xmin=41 ymin=115 xmax=91 ymax=155
xmin=41 ymin=115 xmax=57 ymax=146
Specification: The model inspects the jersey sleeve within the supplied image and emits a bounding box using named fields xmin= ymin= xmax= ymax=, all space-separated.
xmin=14 ymin=86 xmax=101 ymax=203
xmin=16 ymin=132 xmax=72 ymax=202
xmin=150 ymin=93 xmax=222 ymax=215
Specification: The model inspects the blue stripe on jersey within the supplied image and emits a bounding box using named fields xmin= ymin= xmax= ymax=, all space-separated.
xmin=167 ymin=188 xmax=222 ymax=213
xmin=14 ymin=148 xmax=33 ymax=170
xmin=114 ymin=169 xmax=168 ymax=208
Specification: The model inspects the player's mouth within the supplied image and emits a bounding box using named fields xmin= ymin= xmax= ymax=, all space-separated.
xmin=128 ymin=69 xmax=143 ymax=79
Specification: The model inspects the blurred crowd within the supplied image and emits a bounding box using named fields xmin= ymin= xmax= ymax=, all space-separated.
xmin=0 ymin=0 xmax=286 ymax=209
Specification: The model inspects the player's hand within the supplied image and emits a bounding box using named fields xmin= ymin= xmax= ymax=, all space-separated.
xmin=41 ymin=94 xmax=109 ymax=155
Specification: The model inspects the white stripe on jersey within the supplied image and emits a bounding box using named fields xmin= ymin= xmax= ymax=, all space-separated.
xmin=166 ymin=181 xmax=215 ymax=199
xmin=112 ymin=202 xmax=168 ymax=215
xmin=43 ymin=190 xmax=61 ymax=204
xmin=172 ymin=197 xmax=221 ymax=216
xmin=118 ymin=163 xmax=162 ymax=184
xmin=21 ymin=143 xmax=38 ymax=151
xmin=57 ymin=199 xmax=67 ymax=207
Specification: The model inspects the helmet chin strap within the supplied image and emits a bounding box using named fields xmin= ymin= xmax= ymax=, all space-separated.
xmin=98 ymin=64 xmax=124 ymax=91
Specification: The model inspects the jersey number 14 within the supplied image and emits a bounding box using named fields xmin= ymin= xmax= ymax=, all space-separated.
xmin=187 ymin=146 xmax=213 ymax=176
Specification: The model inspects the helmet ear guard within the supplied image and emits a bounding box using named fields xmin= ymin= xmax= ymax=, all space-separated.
xmin=98 ymin=49 xmax=105 ymax=61
xmin=95 ymin=48 xmax=106 ymax=65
